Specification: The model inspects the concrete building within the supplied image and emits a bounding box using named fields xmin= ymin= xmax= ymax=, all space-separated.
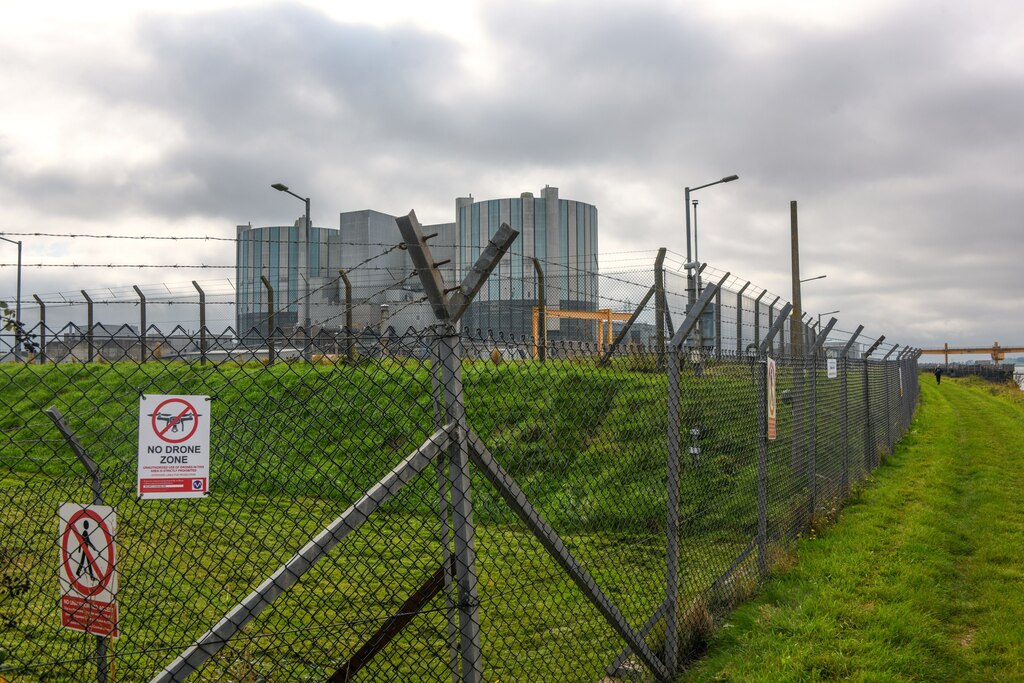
xmin=456 ymin=185 xmax=599 ymax=341
xmin=235 ymin=213 xmax=453 ymax=339
xmin=236 ymin=219 xmax=342 ymax=338
xmin=235 ymin=185 xmax=597 ymax=343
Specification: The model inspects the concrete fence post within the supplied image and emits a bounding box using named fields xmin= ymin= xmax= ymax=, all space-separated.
xmin=193 ymin=281 xmax=207 ymax=366
xmin=81 ymin=290 xmax=95 ymax=363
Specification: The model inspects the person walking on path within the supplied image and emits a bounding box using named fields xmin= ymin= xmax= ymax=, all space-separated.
xmin=934 ymin=366 xmax=943 ymax=384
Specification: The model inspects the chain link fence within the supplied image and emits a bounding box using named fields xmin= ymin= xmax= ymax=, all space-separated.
xmin=1 ymin=225 xmax=920 ymax=682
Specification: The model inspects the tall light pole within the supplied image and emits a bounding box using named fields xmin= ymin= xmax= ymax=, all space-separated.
xmin=0 ymin=236 xmax=22 ymax=360
xmin=818 ymin=309 xmax=839 ymax=330
xmin=684 ymin=174 xmax=738 ymax=308
xmin=271 ymin=183 xmax=311 ymax=361
xmin=692 ymin=199 xmax=700 ymax=266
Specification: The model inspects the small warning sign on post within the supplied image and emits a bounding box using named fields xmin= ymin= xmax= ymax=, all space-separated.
xmin=138 ymin=394 xmax=211 ymax=499
xmin=58 ymin=504 xmax=119 ymax=638
xmin=827 ymin=358 xmax=838 ymax=379
xmin=767 ymin=357 xmax=778 ymax=441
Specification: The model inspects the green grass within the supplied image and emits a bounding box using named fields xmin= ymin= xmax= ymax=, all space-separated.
xmin=678 ymin=376 xmax=1024 ymax=682
xmin=0 ymin=355 xmax=908 ymax=681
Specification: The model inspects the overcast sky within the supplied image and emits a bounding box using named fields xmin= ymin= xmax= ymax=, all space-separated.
xmin=0 ymin=0 xmax=1021 ymax=355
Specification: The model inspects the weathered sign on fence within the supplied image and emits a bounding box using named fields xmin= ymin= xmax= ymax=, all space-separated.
xmin=58 ymin=503 xmax=119 ymax=638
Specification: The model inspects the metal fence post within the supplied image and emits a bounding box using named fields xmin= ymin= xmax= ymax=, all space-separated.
xmin=397 ymin=210 xmax=517 ymax=682
xmin=33 ymin=294 xmax=46 ymax=364
xmin=807 ymin=318 xmax=837 ymax=522
xmin=655 ymin=248 xmax=666 ymax=360
xmin=339 ymin=270 xmax=354 ymax=364
xmin=809 ymin=340 xmax=818 ymax=521
xmin=260 ymin=276 xmax=275 ymax=366
xmin=714 ymin=285 xmax=722 ymax=360
xmin=81 ymin=290 xmax=95 ymax=363
xmin=753 ymin=291 xmax=766 ymax=351
xmin=45 ymin=408 xmax=108 ymax=683
xmin=664 ymin=272 xmax=729 ymax=674
xmin=767 ymin=296 xmax=779 ymax=357
xmin=133 ymin=285 xmax=147 ymax=362
xmin=839 ymin=326 xmax=864 ymax=496
xmin=430 ymin=339 xmax=459 ymax=683
xmin=532 ymin=257 xmax=546 ymax=363
xmin=756 ymin=303 xmax=792 ymax=575
xmin=665 ymin=333 xmax=682 ymax=673
xmin=193 ymin=281 xmax=207 ymax=366
xmin=881 ymin=346 xmax=899 ymax=453
xmin=735 ymin=281 xmax=750 ymax=356
xmin=862 ymin=336 xmax=884 ymax=470
xmin=439 ymin=333 xmax=482 ymax=681
xmin=863 ymin=356 xmax=872 ymax=471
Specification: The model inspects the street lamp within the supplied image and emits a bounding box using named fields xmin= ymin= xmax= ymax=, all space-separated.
xmin=271 ymin=183 xmax=312 ymax=361
xmin=684 ymin=174 xmax=738 ymax=306
xmin=692 ymin=199 xmax=700 ymax=265
xmin=818 ymin=310 xmax=839 ymax=329
xmin=0 ymin=236 xmax=22 ymax=361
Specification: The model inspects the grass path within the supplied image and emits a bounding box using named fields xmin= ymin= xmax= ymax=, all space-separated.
xmin=678 ymin=377 xmax=1024 ymax=682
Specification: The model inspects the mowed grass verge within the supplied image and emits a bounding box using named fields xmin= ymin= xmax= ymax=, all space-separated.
xmin=678 ymin=376 xmax=1024 ymax=682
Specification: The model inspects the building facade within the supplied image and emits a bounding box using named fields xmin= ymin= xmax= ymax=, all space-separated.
xmin=236 ymin=219 xmax=344 ymax=338
xmin=236 ymin=213 xmax=454 ymax=340
xmin=236 ymin=185 xmax=598 ymax=343
xmin=456 ymin=185 xmax=599 ymax=341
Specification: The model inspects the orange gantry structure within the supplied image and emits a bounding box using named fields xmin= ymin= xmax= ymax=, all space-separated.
xmin=531 ymin=307 xmax=633 ymax=358
xmin=919 ymin=342 xmax=1024 ymax=365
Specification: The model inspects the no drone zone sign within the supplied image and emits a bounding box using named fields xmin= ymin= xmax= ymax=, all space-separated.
xmin=138 ymin=394 xmax=211 ymax=499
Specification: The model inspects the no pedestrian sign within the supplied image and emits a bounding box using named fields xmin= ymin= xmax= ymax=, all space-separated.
xmin=58 ymin=504 xmax=119 ymax=638
xmin=138 ymin=394 xmax=211 ymax=499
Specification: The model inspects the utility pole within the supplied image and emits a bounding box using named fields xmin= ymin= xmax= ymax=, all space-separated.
xmin=790 ymin=201 xmax=802 ymax=359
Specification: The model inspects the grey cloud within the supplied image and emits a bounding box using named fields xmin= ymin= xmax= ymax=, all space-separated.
xmin=0 ymin=0 xmax=1022 ymax=346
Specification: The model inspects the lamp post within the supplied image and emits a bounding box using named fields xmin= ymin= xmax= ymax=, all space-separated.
xmin=684 ymin=174 xmax=738 ymax=308
xmin=818 ymin=310 xmax=839 ymax=330
xmin=692 ymin=199 xmax=700 ymax=267
xmin=0 ymin=236 xmax=22 ymax=361
xmin=271 ymin=183 xmax=312 ymax=361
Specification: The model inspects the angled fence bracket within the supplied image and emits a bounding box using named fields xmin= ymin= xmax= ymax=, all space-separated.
xmin=598 ymin=285 xmax=656 ymax=366
xmin=45 ymin=407 xmax=108 ymax=683
xmin=465 ymin=431 xmax=671 ymax=681
xmin=151 ymin=426 xmax=454 ymax=682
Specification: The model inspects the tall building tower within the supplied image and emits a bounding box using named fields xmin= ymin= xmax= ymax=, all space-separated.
xmin=235 ymin=218 xmax=342 ymax=339
xmin=455 ymin=185 xmax=599 ymax=341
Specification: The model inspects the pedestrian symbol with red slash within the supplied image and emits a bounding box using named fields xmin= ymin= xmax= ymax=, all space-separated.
xmin=58 ymin=504 xmax=119 ymax=638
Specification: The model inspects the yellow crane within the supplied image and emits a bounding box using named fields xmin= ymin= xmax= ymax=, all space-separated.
xmin=919 ymin=342 xmax=1024 ymax=365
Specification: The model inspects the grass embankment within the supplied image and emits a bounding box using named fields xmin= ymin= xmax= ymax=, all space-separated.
xmin=0 ymin=358 xmax=742 ymax=681
xmin=0 ymin=356 xmax=884 ymax=681
xmin=679 ymin=376 xmax=1024 ymax=682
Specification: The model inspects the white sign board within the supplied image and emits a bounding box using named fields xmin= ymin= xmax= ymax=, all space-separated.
xmin=827 ymin=358 xmax=838 ymax=379
xmin=767 ymin=357 xmax=778 ymax=440
xmin=138 ymin=394 xmax=211 ymax=499
xmin=58 ymin=504 xmax=119 ymax=638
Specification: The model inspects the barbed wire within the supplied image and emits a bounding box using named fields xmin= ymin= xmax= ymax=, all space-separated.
xmin=0 ymin=263 xmax=235 ymax=269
